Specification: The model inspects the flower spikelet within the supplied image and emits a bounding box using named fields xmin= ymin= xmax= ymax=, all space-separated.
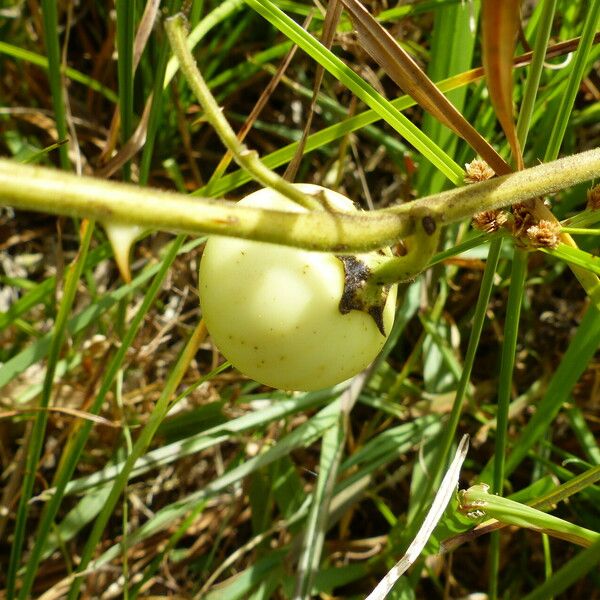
xmin=472 ymin=210 xmax=509 ymax=233
xmin=526 ymin=219 xmax=561 ymax=249
xmin=464 ymin=159 xmax=495 ymax=184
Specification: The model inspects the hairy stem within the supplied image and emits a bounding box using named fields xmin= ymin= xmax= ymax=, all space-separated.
xmin=1 ymin=149 xmax=599 ymax=253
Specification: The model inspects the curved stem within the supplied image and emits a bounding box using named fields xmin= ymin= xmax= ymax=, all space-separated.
xmin=370 ymin=217 xmax=441 ymax=284
xmin=165 ymin=13 xmax=323 ymax=212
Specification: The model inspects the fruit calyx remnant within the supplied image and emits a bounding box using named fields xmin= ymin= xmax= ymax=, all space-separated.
xmin=337 ymin=255 xmax=391 ymax=336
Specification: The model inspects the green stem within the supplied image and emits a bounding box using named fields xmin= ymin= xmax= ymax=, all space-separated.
xmin=460 ymin=484 xmax=599 ymax=547
xmin=542 ymin=533 xmax=553 ymax=597
xmin=493 ymin=249 xmax=528 ymax=490
xmin=164 ymin=13 xmax=323 ymax=212
xmin=561 ymin=227 xmax=600 ymax=235
xmin=403 ymin=237 xmax=503 ymax=546
xmin=489 ymin=247 xmax=528 ymax=600
xmin=1 ymin=148 xmax=599 ymax=254
xmin=488 ymin=532 xmax=500 ymax=600
xmin=370 ymin=217 xmax=441 ymax=284
xmin=41 ymin=0 xmax=70 ymax=170
xmin=116 ymin=0 xmax=135 ymax=181
xmin=516 ymin=0 xmax=557 ymax=149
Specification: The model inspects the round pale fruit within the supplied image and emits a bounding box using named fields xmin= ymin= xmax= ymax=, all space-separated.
xmin=199 ymin=184 xmax=397 ymax=391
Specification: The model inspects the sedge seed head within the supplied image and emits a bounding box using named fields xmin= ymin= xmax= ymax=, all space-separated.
xmin=472 ymin=210 xmax=509 ymax=233
xmin=464 ymin=159 xmax=495 ymax=184
xmin=512 ymin=203 xmax=535 ymax=237
xmin=526 ymin=219 xmax=561 ymax=249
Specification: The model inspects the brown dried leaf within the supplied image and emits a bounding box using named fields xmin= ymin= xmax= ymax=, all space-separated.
xmin=481 ymin=0 xmax=523 ymax=170
xmin=341 ymin=0 xmax=511 ymax=175
xmin=95 ymin=96 xmax=153 ymax=179
xmin=587 ymin=184 xmax=600 ymax=210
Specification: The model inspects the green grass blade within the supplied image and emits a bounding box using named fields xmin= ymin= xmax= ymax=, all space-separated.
xmin=196 ymin=61 xmax=494 ymax=199
xmin=428 ymin=233 xmax=491 ymax=265
xmin=562 ymin=210 xmax=600 ymax=230
xmin=163 ymin=0 xmax=246 ymax=88
xmin=207 ymin=40 xmax=292 ymax=91
xmin=80 ymin=395 xmax=347 ymax=572
xmin=116 ymin=0 xmax=136 ymax=181
xmin=515 ymin=0 xmax=557 ymax=149
xmin=0 ymin=238 xmax=203 ymax=389
xmin=242 ymin=0 xmax=464 ymax=184
xmin=404 ymin=238 xmax=503 ymax=543
xmin=494 ymin=305 xmax=600 ymax=479
xmin=189 ymin=0 xmax=205 ymax=27
xmin=129 ymin=500 xmax=209 ymax=598
xmin=544 ymin=0 xmax=600 ymax=161
xmin=41 ymin=468 xmax=114 ymax=561
xmin=492 ymin=249 xmax=529 ymax=494
xmin=6 ymin=220 xmax=95 ymax=598
xmin=566 ymin=406 xmax=600 ymax=466
xmin=203 ymin=12 xmax=252 ymax=81
xmin=65 ymin=336 xmax=228 ymax=599
xmin=40 ymin=0 xmax=70 ymax=169
xmin=0 ymin=243 xmax=114 ymax=334
xmin=0 ymin=277 xmax=54 ymax=332
xmin=21 ymin=139 xmax=69 ymax=165
xmin=0 ymin=41 xmax=118 ymax=103
xmin=533 ymin=465 xmax=600 ymax=511
xmin=294 ymin=407 xmax=346 ymax=599
xmin=38 ymin=395 xmax=322 ymax=562
xmin=17 ymin=236 xmax=187 ymax=600
xmin=521 ymin=536 xmax=600 ymax=600
xmin=58 ymin=391 xmax=330 ymax=497
xmin=203 ymin=551 xmax=287 ymax=600
xmin=489 ymin=248 xmax=528 ymax=600
xmin=139 ymin=0 xmax=183 ymax=186
xmin=416 ymin=0 xmax=479 ymax=194
xmin=90 ymin=413 xmax=438 ymax=581
xmin=541 ymin=244 xmax=600 ymax=277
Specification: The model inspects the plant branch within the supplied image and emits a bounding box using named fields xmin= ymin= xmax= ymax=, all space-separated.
xmin=0 ymin=148 xmax=599 ymax=253
xmin=165 ymin=13 xmax=323 ymax=212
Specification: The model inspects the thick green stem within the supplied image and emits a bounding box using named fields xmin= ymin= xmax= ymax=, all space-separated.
xmin=1 ymin=148 xmax=599 ymax=255
xmin=370 ymin=216 xmax=441 ymax=284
